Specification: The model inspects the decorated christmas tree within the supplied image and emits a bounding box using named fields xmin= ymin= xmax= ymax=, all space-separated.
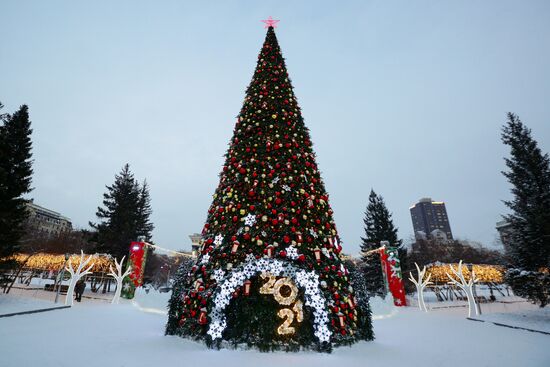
xmin=166 ymin=18 xmax=374 ymax=352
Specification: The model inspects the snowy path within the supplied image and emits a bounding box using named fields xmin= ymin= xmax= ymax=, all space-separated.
xmin=0 ymin=299 xmax=548 ymax=367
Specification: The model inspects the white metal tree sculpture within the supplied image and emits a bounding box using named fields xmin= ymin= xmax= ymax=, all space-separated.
xmin=65 ymin=251 xmax=95 ymax=306
xmin=108 ymin=256 xmax=132 ymax=304
xmin=445 ymin=260 xmax=479 ymax=317
xmin=408 ymin=262 xmax=432 ymax=312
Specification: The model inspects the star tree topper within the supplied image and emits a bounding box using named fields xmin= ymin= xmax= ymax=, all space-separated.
xmin=261 ymin=16 xmax=280 ymax=28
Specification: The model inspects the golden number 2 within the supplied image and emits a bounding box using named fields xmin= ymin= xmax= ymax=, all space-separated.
xmin=277 ymin=308 xmax=295 ymax=335
xmin=259 ymin=273 xmax=276 ymax=294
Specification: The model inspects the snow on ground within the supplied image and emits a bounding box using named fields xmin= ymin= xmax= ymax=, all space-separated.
xmin=1 ymin=291 xmax=549 ymax=367
xmin=478 ymin=307 xmax=550 ymax=333
xmin=0 ymin=293 xmax=57 ymax=314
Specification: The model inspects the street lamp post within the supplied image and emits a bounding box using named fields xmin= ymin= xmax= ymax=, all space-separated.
xmin=54 ymin=253 xmax=70 ymax=304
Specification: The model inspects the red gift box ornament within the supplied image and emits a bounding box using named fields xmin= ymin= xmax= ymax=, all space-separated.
xmin=195 ymin=279 xmax=203 ymax=291
xmin=243 ymin=279 xmax=252 ymax=296
xmin=314 ymin=247 xmax=321 ymax=263
xmin=199 ymin=308 xmax=208 ymax=325
xmin=231 ymin=240 xmax=240 ymax=254
xmin=338 ymin=312 xmax=346 ymax=328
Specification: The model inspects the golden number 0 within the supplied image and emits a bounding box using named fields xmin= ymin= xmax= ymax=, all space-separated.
xmin=273 ymin=278 xmax=298 ymax=305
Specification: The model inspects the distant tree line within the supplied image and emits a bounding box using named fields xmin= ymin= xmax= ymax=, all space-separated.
xmin=0 ymin=102 xmax=158 ymax=291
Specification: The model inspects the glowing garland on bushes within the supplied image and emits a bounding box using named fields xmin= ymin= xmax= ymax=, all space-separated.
xmin=207 ymin=257 xmax=331 ymax=343
xmin=9 ymin=252 xmax=114 ymax=272
xmin=425 ymin=263 xmax=505 ymax=284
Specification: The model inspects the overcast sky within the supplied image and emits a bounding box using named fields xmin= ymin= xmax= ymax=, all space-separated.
xmin=1 ymin=1 xmax=549 ymax=255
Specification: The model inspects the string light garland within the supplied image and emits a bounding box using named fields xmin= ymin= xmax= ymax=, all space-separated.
xmin=425 ymin=263 xmax=505 ymax=284
xmin=9 ymin=253 xmax=114 ymax=272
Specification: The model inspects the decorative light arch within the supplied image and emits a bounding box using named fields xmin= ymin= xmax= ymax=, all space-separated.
xmin=207 ymin=257 xmax=332 ymax=343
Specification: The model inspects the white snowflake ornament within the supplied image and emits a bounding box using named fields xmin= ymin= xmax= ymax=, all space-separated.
xmin=244 ymin=214 xmax=256 ymax=227
xmin=309 ymin=228 xmax=318 ymax=238
xmin=285 ymin=245 xmax=299 ymax=260
xmin=214 ymin=234 xmax=224 ymax=246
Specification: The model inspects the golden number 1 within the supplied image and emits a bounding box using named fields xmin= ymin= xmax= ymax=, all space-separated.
xmin=293 ymin=300 xmax=304 ymax=322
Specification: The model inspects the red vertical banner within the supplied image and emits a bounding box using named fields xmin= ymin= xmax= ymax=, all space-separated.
xmin=121 ymin=241 xmax=148 ymax=299
xmin=380 ymin=246 xmax=407 ymax=306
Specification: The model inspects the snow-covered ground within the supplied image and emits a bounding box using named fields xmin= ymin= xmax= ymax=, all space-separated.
xmin=478 ymin=307 xmax=550 ymax=334
xmin=0 ymin=294 xmax=58 ymax=314
xmin=1 ymin=290 xmax=549 ymax=367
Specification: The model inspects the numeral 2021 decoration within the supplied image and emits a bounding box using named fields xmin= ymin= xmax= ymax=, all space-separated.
xmin=259 ymin=273 xmax=303 ymax=335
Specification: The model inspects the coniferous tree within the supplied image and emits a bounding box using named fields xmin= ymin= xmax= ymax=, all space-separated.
xmin=167 ymin=26 xmax=373 ymax=351
xmin=0 ymin=104 xmax=33 ymax=259
xmin=137 ymin=180 xmax=154 ymax=241
xmin=360 ymin=189 xmax=402 ymax=297
xmin=166 ymin=256 xmax=195 ymax=335
xmin=344 ymin=260 xmax=375 ymax=341
xmin=501 ymin=113 xmax=550 ymax=306
xmin=90 ymin=164 xmax=153 ymax=260
xmin=501 ymin=113 xmax=550 ymax=269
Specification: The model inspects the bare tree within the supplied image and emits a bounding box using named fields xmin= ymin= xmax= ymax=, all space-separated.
xmin=408 ymin=263 xmax=432 ymax=312
xmin=108 ymin=256 xmax=131 ymax=304
xmin=445 ymin=260 xmax=479 ymax=318
xmin=65 ymin=251 xmax=95 ymax=306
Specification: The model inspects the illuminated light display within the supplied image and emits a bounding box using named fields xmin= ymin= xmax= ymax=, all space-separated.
xmin=425 ymin=263 xmax=505 ymax=284
xmin=272 ymin=277 xmax=298 ymax=305
xmin=277 ymin=308 xmax=296 ymax=335
xmin=8 ymin=252 xmax=114 ymax=272
xmin=207 ymin=258 xmax=331 ymax=343
xmin=259 ymin=272 xmax=276 ymax=294
xmin=293 ymin=300 xmax=304 ymax=322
